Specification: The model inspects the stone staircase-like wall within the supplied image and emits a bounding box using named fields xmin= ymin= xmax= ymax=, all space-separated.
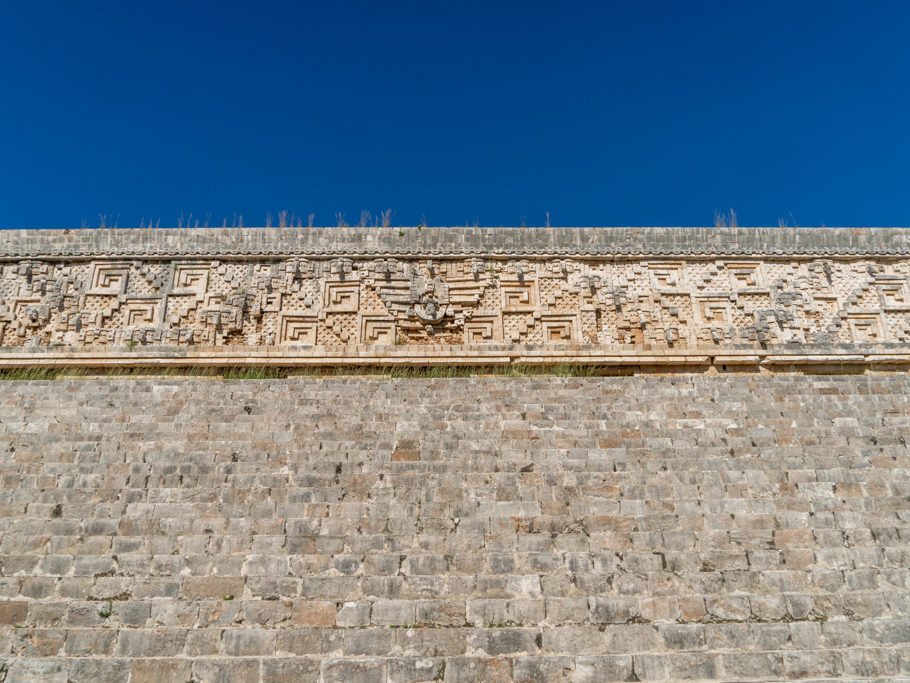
xmin=0 ymin=373 xmax=908 ymax=682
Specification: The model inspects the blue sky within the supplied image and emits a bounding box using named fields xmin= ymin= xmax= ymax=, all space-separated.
xmin=1 ymin=1 xmax=909 ymax=228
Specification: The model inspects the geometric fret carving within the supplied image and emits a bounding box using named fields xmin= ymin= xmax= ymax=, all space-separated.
xmin=649 ymin=263 xmax=684 ymax=291
xmin=171 ymin=262 xmax=210 ymax=300
xmin=88 ymin=262 xmax=130 ymax=295
xmin=464 ymin=317 xmax=501 ymax=344
xmin=696 ymin=297 xmax=732 ymax=325
xmin=728 ymin=263 xmax=762 ymax=289
xmin=279 ymin=314 xmax=318 ymax=345
xmin=847 ymin=315 xmax=884 ymax=342
xmin=324 ymin=282 xmax=359 ymax=313
xmin=3 ymin=251 xmax=910 ymax=349
xmin=501 ymin=281 xmax=537 ymax=311
xmin=123 ymin=298 xmax=162 ymax=326
xmin=877 ymin=280 xmax=910 ymax=310
xmin=540 ymin=314 xmax=579 ymax=343
xmin=360 ymin=316 xmax=396 ymax=345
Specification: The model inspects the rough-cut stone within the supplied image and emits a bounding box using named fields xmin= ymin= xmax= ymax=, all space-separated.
xmin=0 ymin=372 xmax=907 ymax=680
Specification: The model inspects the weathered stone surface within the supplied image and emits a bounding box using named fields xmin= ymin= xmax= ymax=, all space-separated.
xmin=4 ymin=225 xmax=910 ymax=259
xmin=3 ymin=227 xmax=910 ymax=369
xmin=0 ymin=373 xmax=907 ymax=679
xmin=2 ymin=221 xmax=910 ymax=683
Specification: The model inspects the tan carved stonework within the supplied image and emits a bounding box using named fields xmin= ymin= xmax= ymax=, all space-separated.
xmin=2 ymin=253 xmax=910 ymax=350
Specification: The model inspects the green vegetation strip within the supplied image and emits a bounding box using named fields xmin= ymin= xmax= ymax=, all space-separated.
xmin=0 ymin=364 xmax=623 ymax=381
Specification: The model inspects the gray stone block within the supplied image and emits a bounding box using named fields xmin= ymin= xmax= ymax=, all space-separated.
xmin=1 ymin=372 xmax=908 ymax=680
xmin=322 ymin=657 xmax=387 ymax=683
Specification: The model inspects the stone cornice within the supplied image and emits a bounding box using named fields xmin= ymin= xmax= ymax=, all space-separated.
xmin=1 ymin=343 xmax=909 ymax=371
xmin=3 ymin=226 xmax=910 ymax=259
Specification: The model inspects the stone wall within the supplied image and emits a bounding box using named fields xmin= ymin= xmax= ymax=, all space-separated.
xmin=0 ymin=374 xmax=908 ymax=682
xmin=2 ymin=228 xmax=910 ymax=368
xmin=1 ymin=227 xmax=909 ymax=682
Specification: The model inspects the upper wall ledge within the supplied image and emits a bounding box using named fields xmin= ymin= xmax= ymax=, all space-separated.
xmin=3 ymin=227 xmax=910 ymax=259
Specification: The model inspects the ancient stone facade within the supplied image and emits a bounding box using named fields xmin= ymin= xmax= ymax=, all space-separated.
xmin=1 ymin=227 xmax=909 ymax=682
xmin=3 ymin=252 xmax=910 ymax=349
xmin=1 ymin=228 xmax=910 ymax=366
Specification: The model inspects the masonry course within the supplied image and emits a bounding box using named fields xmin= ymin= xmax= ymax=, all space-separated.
xmin=1 ymin=227 xmax=909 ymax=682
xmin=0 ymin=374 xmax=908 ymax=681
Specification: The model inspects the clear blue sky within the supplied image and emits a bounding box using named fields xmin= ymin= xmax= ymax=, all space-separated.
xmin=2 ymin=1 xmax=909 ymax=228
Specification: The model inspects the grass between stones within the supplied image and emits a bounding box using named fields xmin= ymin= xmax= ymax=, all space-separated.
xmin=2 ymin=363 xmax=903 ymax=381
xmin=0 ymin=364 xmax=619 ymax=381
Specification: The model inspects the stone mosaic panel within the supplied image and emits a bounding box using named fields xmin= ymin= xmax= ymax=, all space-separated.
xmin=2 ymin=255 xmax=910 ymax=348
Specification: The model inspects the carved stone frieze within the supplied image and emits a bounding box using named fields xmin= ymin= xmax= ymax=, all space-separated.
xmin=2 ymin=249 xmax=910 ymax=349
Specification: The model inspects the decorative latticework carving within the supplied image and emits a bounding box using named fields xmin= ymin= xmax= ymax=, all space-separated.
xmin=2 ymin=247 xmax=910 ymax=349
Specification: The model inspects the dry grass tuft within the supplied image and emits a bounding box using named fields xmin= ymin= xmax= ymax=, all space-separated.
xmin=713 ymin=209 xmax=738 ymax=228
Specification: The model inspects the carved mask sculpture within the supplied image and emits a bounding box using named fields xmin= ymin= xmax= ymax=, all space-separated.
xmin=409 ymin=275 xmax=449 ymax=324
